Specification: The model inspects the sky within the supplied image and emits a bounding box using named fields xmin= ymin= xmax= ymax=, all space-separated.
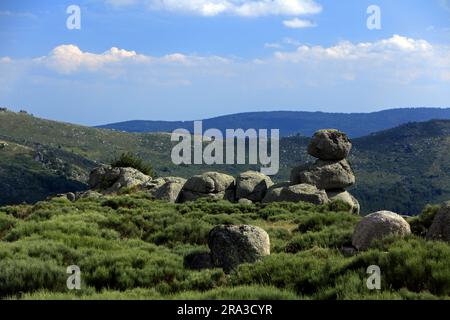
xmin=0 ymin=0 xmax=450 ymax=125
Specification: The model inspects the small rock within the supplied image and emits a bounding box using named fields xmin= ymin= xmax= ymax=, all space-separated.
xmin=352 ymin=211 xmax=411 ymax=250
xmin=208 ymin=225 xmax=270 ymax=272
xmin=238 ymin=198 xmax=253 ymax=205
xmin=236 ymin=171 xmax=273 ymax=202
xmin=262 ymin=183 xmax=329 ymax=205
xmin=327 ymin=189 xmax=360 ymax=215
xmin=308 ymin=129 xmax=352 ymax=160
xmin=179 ymin=172 xmax=235 ymax=202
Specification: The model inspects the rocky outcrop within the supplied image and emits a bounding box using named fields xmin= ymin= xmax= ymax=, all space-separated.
xmin=426 ymin=202 xmax=450 ymax=242
xmin=89 ymin=165 xmax=151 ymax=193
xmin=208 ymin=224 xmax=270 ymax=272
xmin=307 ymin=129 xmax=352 ymax=160
xmin=142 ymin=177 xmax=186 ymax=203
xmin=179 ymin=172 xmax=235 ymax=203
xmin=352 ymin=211 xmax=411 ymax=250
xmin=290 ymin=159 xmax=355 ymax=190
xmin=288 ymin=129 xmax=359 ymax=212
xmin=236 ymin=171 xmax=273 ymax=202
xmin=327 ymin=189 xmax=360 ymax=215
xmin=262 ymin=183 xmax=329 ymax=205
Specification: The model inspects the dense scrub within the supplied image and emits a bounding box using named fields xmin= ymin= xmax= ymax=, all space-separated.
xmin=0 ymin=194 xmax=449 ymax=300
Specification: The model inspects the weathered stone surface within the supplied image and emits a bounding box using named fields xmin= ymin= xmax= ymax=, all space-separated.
xmin=352 ymin=211 xmax=411 ymax=250
xmin=88 ymin=165 xmax=151 ymax=193
xmin=262 ymin=183 xmax=328 ymax=205
xmin=208 ymin=224 xmax=270 ymax=272
xmin=327 ymin=189 xmax=360 ymax=215
xmin=290 ymin=159 xmax=355 ymax=190
xmin=236 ymin=171 xmax=273 ymax=202
xmin=153 ymin=178 xmax=186 ymax=203
xmin=308 ymin=129 xmax=352 ymax=160
xmin=179 ymin=172 xmax=235 ymax=202
xmin=427 ymin=202 xmax=450 ymax=242
xmin=238 ymin=198 xmax=253 ymax=205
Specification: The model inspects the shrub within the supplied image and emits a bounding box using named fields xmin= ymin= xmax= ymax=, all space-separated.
xmin=111 ymin=152 xmax=154 ymax=177
xmin=409 ymin=204 xmax=440 ymax=237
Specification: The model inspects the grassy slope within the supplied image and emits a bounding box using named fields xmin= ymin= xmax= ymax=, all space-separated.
xmin=0 ymin=194 xmax=448 ymax=300
xmin=2 ymin=111 xmax=450 ymax=214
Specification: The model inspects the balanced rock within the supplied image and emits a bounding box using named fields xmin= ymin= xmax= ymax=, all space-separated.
xmin=426 ymin=202 xmax=450 ymax=242
xmin=208 ymin=225 xmax=270 ymax=272
xmin=327 ymin=189 xmax=360 ymax=215
xmin=236 ymin=171 xmax=273 ymax=202
xmin=308 ymin=129 xmax=352 ymax=160
xmin=262 ymin=183 xmax=328 ymax=205
xmin=352 ymin=211 xmax=411 ymax=250
xmin=89 ymin=165 xmax=151 ymax=193
xmin=290 ymin=159 xmax=355 ymax=190
xmin=179 ymin=172 xmax=235 ymax=202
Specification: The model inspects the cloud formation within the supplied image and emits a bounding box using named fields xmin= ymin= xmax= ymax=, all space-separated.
xmin=106 ymin=0 xmax=322 ymax=17
xmin=282 ymin=18 xmax=316 ymax=28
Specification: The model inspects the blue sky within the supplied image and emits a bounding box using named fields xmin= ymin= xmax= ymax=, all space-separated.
xmin=1 ymin=0 xmax=450 ymax=125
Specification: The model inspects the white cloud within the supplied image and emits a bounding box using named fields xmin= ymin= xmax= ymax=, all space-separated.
xmin=3 ymin=35 xmax=450 ymax=88
xmin=274 ymin=35 xmax=433 ymax=62
xmin=106 ymin=0 xmax=322 ymax=17
xmin=34 ymin=44 xmax=230 ymax=75
xmin=282 ymin=18 xmax=316 ymax=28
xmin=40 ymin=45 xmax=148 ymax=74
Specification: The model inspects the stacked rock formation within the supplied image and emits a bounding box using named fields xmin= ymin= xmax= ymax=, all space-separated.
xmin=289 ymin=129 xmax=359 ymax=214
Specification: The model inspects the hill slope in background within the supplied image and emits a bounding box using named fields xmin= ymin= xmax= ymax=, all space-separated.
xmin=96 ymin=108 xmax=450 ymax=138
xmin=2 ymin=110 xmax=450 ymax=214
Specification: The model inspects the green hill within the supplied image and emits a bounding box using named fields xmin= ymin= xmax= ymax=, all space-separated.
xmin=2 ymin=111 xmax=450 ymax=215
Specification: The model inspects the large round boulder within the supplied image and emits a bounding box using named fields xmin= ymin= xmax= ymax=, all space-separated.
xmin=327 ymin=189 xmax=360 ymax=215
xmin=290 ymin=159 xmax=355 ymax=190
xmin=308 ymin=129 xmax=352 ymax=160
xmin=352 ymin=211 xmax=411 ymax=250
xmin=262 ymin=183 xmax=329 ymax=205
xmin=426 ymin=202 xmax=450 ymax=242
xmin=208 ymin=225 xmax=270 ymax=272
xmin=236 ymin=171 xmax=273 ymax=202
xmin=179 ymin=172 xmax=235 ymax=202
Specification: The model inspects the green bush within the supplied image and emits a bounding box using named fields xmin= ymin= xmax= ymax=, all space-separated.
xmin=409 ymin=204 xmax=440 ymax=237
xmin=111 ymin=152 xmax=154 ymax=177
xmin=0 ymin=193 xmax=449 ymax=300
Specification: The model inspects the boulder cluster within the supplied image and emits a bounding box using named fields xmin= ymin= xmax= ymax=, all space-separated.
xmin=60 ymin=129 xmax=360 ymax=215
xmin=286 ymin=129 xmax=359 ymax=214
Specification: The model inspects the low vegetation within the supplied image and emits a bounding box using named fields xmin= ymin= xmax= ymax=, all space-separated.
xmin=0 ymin=194 xmax=448 ymax=300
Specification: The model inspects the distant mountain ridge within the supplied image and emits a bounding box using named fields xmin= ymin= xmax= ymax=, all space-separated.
xmin=2 ymin=110 xmax=450 ymax=214
xmin=96 ymin=107 xmax=450 ymax=138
